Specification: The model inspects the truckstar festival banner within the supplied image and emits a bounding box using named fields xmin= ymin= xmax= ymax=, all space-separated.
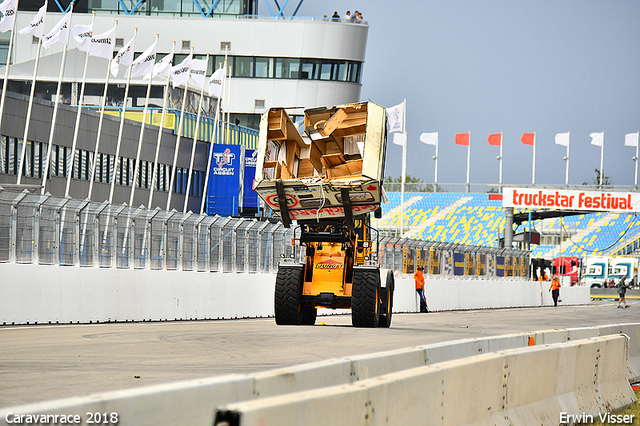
xmin=503 ymin=187 xmax=640 ymax=213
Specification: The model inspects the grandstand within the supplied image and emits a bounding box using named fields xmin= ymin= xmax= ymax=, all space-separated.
xmin=378 ymin=192 xmax=640 ymax=259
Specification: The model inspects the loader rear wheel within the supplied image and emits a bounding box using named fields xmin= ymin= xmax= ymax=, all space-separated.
xmin=301 ymin=304 xmax=317 ymax=325
xmin=352 ymin=269 xmax=381 ymax=328
xmin=274 ymin=266 xmax=303 ymax=325
xmin=378 ymin=270 xmax=394 ymax=328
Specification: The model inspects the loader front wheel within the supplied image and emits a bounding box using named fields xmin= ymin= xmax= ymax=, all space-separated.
xmin=378 ymin=270 xmax=394 ymax=328
xmin=274 ymin=266 xmax=304 ymax=325
xmin=352 ymin=268 xmax=381 ymax=328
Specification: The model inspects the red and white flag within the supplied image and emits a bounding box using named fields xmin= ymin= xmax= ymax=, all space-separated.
xmin=150 ymin=46 xmax=173 ymax=78
xmin=171 ymin=53 xmax=192 ymax=88
xmin=71 ymin=22 xmax=93 ymax=51
xmin=88 ymin=25 xmax=115 ymax=59
xmin=386 ymin=102 xmax=404 ymax=133
xmin=130 ymin=39 xmax=157 ymax=79
xmin=0 ymin=0 xmax=18 ymax=33
xmin=42 ymin=10 xmax=71 ymax=49
xmin=521 ymin=133 xmax=535 ymax=146
xmin=18 ymin=2 xmax=46 ymax=38
xmin=488 ymin=133 xmax=502 ymax=146
xmin=110 ymin=32 xmax=136 ymax=77
xmin=189 ymin=58 xmax=207 ymax=89
xmin=455 ymin=133 xmax=470 ymax=146
xmin=208 ymin=67 xmax=225 ymax=98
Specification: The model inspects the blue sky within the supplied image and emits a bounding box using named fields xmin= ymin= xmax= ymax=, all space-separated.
xmin=294 ymin=1 xmax=640 ymax=191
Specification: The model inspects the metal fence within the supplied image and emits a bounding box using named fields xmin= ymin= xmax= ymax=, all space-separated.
xmin=0 ymin=187 xmax=530 ymax=277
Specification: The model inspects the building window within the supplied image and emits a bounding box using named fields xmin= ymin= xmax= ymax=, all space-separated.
xmin=255 ymin=57 xmax=272 ymax=78
xmin=275 ymin=58 xmax=300 ymax=79
xmin=234 ymin=56 xmax=254 ymax=77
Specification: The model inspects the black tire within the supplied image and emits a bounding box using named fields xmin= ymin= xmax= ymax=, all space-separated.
xmin=301 ymin=304 xmax=317 ymax=325
xmin=274 ymin=266 xmax=303 ymax=325
xmin=352 ymin=268 xmax=381 ymax=328
xmin=379 ymin=270 xmax=394 ymax=328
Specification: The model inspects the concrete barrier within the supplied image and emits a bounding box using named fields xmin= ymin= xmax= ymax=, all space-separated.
xmin=212 ymin=335 xmax=636 ymax=426
xmin=0 ymin=263 xmax=591 ymax=325
xmin=2 ymin=325 xmax=637 ymax=426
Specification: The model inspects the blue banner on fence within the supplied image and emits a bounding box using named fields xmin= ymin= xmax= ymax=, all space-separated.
xmin=453 ymin=252 xmax=465 ymax=276
xmin=243 ymin=149 xmax=259 ymax=209
xmin=206 ymin=144 xmax=244 ymax=216
xmin=496 ymin=256 xmax=505 ymax=277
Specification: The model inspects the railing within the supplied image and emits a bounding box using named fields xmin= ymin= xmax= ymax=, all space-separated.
xmin=0 ymin=187 xmax=530 ymax=277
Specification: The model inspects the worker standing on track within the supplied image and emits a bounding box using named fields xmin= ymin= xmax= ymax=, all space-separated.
xmin=549 ymin=276 xmax=561 ymax=307
xmin=414 ymin=266 xmax=428 ymax=313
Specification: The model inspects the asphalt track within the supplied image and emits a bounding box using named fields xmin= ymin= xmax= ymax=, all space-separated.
xmin=0 ymin=299 xmax=637 ymax=408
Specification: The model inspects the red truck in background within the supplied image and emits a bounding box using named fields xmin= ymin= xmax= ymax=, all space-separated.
xmin=552 ymin=256 xmax=580 ymax=286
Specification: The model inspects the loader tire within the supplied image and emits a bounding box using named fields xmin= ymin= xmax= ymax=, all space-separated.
xmin=352 ymin=268 xmax=381 ymax=328
xmin=274 ymin=266 xmax=303 ymax=325
xmin=301 ymin=304 xmax=317 ymax=325
xmin=378 ymin=270 xmax=394 ymax=328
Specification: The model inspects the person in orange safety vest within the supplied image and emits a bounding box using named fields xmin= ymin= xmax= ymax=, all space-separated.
xmin=549 ymin=276 xmax=561 ymax=306
xmin=414 ymin=266 xmax=428 ymax=313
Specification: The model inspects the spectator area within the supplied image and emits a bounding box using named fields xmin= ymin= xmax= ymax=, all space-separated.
xmin=380 ymin=192 xmax=640 ymax=257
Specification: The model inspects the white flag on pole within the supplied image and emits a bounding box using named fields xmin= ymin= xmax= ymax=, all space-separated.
xmin=590 ymin=132 xmax=604 ymax=147
xmin=110 ymin=32 xmax=136 ymax=77
xmin=18 ymin=2 xmax=46 ymax=38
xmin=150 ymin=46 xmax=173 ymax=78
xmin=555 ymin=132 xmax=570 ymax=147
xmin=88 ymin=25 xmax=115 ymax=59
xmin=392 ymin=132 xmax=406 ymax=146
xmin=71 ymin=22 xmax=93 ymax=51
xmin=208 ymin=67 xmax=225 ymax=98
xmin=419 ymin=132 xmax=438 ymax=146
xmin=625 ymin=133 xmax=639 ymax=147
xmin=386 ymin=102 xmax=404 ymax=133
xmin=42 ymin=10 xmax=71 ymax=49
xmin=189 ymin=58 xmax=207 ymax=89
xmin=130 ymin=39 xmax=157 ymax=78
xmin=0 ymin=0 xmax=18 ymax=33
xmin=171 ymin=53 xmax=191 ymax=88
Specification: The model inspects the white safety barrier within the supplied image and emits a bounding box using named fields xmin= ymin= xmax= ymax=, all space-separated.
xmin=0 ymin=263 xmax=590 ymax=325
xmin=1 ymin=325 xmax=637 ymax=426
xmin=213 ymin=335 xmax=636 ymax=426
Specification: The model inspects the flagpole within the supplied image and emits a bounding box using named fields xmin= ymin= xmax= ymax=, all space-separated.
xmin=400 ymin=98 xmax=406 ymax=236
xmin=531 ymin=132 xmax=536 ymax=185
xmin=183 ymin=53 xmax=209 ymax=213
xmin=466 ymin=133 xmax=470 ymax=193
xmin=200 ymin=52 xmax=227 ymax=214
xmin=499 ymin=132 xmax=503 ymax=186
xmin=88 ymin=21 xmax=118 ymax=201
xmin=149 ymin=42 xmax=175 ymax=209
xmin=166 ymin=48 xmax=193 ymax=211
xmin=599 ymin=132 xmax=604 ymax=187
xmin=433 ymin=132 xmax=438 ymax=193
xmin=225 ymin=66 xmax=232 ymax=143
xmin=635 ymin=132 xmax=639 ymax=190
xmin=400 ymin=137 xmax=405 ymax=236
xmin=565 ymin=131 xmax=570 ymax=186
xmin=129 ymin=34 xmax=159 ymax=208
xmin=16 ymin=34 xmax=43 ymax=185
xmin=0 ymin=0 xmax=19 ymax=140
xmin=109 ymin=28 xmax=138 ymax=204
xmin=66 ymin=12 xmax=95 ymax=198
xmin=42 ymin=5 xmax=74 ymax=195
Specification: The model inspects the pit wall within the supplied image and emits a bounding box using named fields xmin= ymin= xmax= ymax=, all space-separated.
xmin=0 ymin=264 xmax=590 ymax=325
